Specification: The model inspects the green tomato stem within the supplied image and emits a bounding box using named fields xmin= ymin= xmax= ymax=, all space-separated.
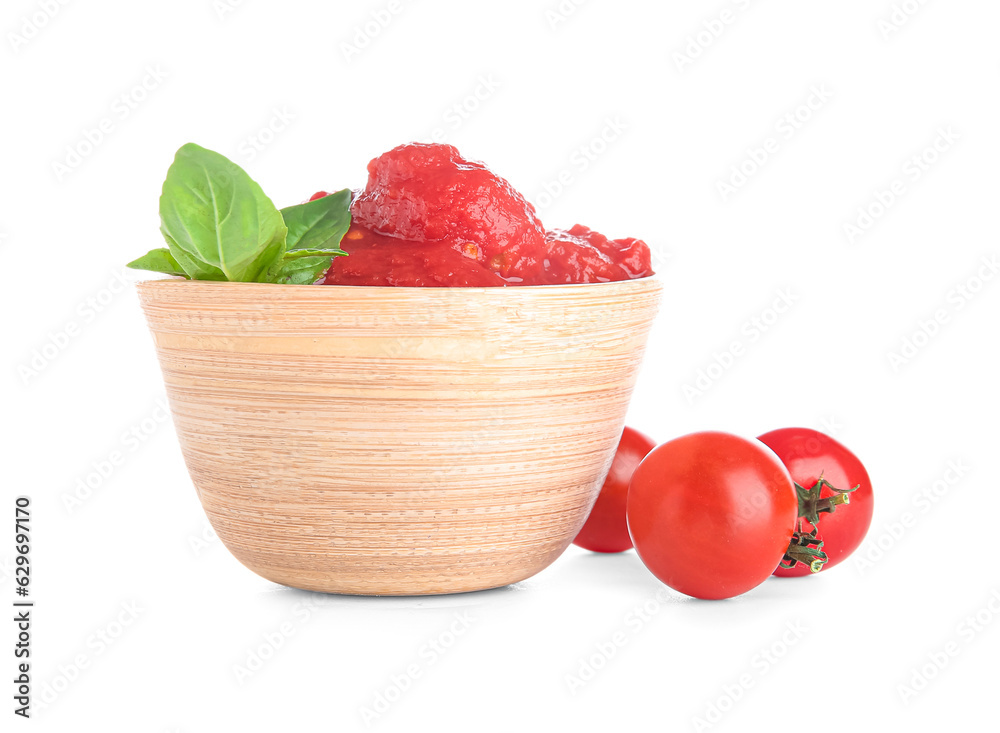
xmin=795 ymin=475 xmax=860 ymax=525
xmin=781 ymin=525 xmax=829 ymax=573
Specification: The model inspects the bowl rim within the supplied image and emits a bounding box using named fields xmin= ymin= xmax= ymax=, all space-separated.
xmin=133 ymin=274 xmax=662 ymax=292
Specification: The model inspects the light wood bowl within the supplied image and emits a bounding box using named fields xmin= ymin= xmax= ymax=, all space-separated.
xmin=137 ymin=278 xmax=662 ymax=595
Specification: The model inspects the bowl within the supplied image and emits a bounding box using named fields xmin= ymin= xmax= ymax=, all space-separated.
xmin=137 ymin=277 xmax=662 ymax=595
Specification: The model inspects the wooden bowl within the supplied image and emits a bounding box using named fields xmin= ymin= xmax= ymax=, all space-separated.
xmin=137 ymin=278 xmax=662 ymax=595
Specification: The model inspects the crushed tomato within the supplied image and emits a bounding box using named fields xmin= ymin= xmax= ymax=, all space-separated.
xmin=321 ymin=143 xmax=654 ymax=287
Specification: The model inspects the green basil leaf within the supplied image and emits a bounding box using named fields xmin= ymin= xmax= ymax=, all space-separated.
xmin=158 ymin=143 xmax=287 ymax=282
xmin=280 ymin=247 xmax=349 ymax=259
xmin=267 ymin=255 xmax=335 ymax=284
xmin=126 ymin=247 xmax=189 ymax=278
xmin=165 ymin=232 xmax=226 ymax=280
xmin=279 ymin=188 xmax=352 ymax=253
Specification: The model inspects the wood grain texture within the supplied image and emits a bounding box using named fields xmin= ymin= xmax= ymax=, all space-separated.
xmin=137 ymin=278 xmax=662 ymax=595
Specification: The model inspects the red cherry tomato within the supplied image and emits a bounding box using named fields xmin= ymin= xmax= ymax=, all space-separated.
xmin=573 ymin=427 xmax=657 ymax=553
xmin=627 ymin=431 xmax=797 ymax=600
xmin=757 ymin=428 xmax=874 ymax=577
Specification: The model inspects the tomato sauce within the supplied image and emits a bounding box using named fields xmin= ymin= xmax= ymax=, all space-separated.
xmin=322 ymin=143 xmax=653 ymax=287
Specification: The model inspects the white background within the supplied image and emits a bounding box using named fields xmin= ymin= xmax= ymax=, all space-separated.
xmin=3 ymin=0 xmax=998 ymax=731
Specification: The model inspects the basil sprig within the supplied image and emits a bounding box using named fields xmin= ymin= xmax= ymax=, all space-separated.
xmin=128 ymin=143 xmax=350 ymax=284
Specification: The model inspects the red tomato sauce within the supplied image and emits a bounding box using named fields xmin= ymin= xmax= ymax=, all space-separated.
xmin=321 ymin=143 xmax=653 ymax=287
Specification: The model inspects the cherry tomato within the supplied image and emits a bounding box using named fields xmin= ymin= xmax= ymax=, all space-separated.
xmin=757 ymin=428 xmax=874 ymax=577
xmin=573 ymin=427 xmax=657 ymax=553
xmin=627 ymin=431 xmax=797 ymax=600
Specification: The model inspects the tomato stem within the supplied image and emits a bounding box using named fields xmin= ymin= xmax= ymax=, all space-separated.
xmin=782 ymin=476 xmax=857 ymax=572
xmin=780 ymin=524 xmax=828 ymax=573
xmin=795 ymin=475 xmax=860 ymax=525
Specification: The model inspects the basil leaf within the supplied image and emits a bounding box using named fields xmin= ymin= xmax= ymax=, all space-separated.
xmin=158 ymin=143 xmax=287 ymax=282
xmin=126 ymin=247 xmax=189 ymax=278
xmin=130 ymin=143 xmax=351 ymax=285
xmin=281 ymin=247 xmax=348 ymax=259
xmin=267 ymin=255 xmax=336 ymax=284
xmin=165 ymin=232 xmax=226 ymax=281
xmin=280 ymin=189 xmax=352 ymax=253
